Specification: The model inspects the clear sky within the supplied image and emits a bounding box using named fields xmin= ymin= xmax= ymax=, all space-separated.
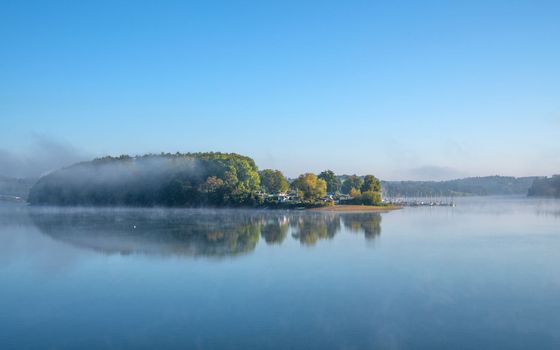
xmin=1 ymin=0 xmax=559 ymax=179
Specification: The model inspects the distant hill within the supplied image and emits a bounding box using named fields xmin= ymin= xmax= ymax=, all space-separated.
xmin=0 ymin=176 xmax=37 ymax=199
xmin=527 ymin=175 xmax=560 ymax=198
xmin=380 ymin=176 xmax=537 ymax=197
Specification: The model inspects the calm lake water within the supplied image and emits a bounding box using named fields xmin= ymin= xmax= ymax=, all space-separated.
xmin=1 ymin=196 xmax=559 ymax=349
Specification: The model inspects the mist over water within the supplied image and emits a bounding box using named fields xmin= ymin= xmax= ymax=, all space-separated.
xmin=0 ymin=136 xmax=89 ymax=179
xmin=1 ymin=197 xmax=560 ymax=349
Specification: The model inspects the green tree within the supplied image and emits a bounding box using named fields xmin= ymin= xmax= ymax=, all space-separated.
xmin=349 ymin=187 xmax=361 ymax=197
xmin=361 ymin=175 xmax=381 ymax=193
xmin=341 ymin=175 xmax=363 ymax=195
xmin=354 ymin=191 xmax=382 ymax=205
xmin=199 ymin=176 xmax=225 ymax=193
xmin=259 ymin=169 xmax=289 ymax=194
xmin=291 ymin=173 xmax=327 ymax=201
xmin=318 ymin=170 xmax=341 ymax=194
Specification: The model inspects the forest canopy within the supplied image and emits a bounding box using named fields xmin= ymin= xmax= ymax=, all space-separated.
xmin=27 ymin=153 xmax=387 ymax=207
xmin=527 ymin=175 xmax=560 ymax=198
xmin=28 ymin=153 xmax=261 ymax=207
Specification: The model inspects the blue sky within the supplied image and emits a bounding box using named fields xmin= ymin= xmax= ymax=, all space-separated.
xmin=1 ymin=0 xmax=559 ymax=179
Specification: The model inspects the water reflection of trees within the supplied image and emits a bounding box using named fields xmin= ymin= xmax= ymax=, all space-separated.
xmin=291 ymin=214 xmax=340 ymax=245
xmin=29 ymin=208 xmax=383 ymax=257
xmin=30 ymin=209 xmax=263 ymax=257
xmin=342 ymin=213 xmax=382 ymax=240
xmin=260 ymin=217 xmax=289 ymax=244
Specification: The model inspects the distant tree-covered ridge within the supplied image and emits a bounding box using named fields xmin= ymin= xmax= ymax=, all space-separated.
xmin=380 ymin=176 xmax=537 ymax=197
xmin=528 ymin=175 xmax=560 ymax=198
xmin=28 ymin=153 xmax=261 ymax=207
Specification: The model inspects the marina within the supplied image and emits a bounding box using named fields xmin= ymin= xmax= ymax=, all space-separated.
xmin=384 ymin=195 xmax=456 ymax=207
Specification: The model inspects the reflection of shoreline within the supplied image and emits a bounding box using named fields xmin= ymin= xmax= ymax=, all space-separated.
xmin=309 ymin=205 xmax=400 ymax=213
xmin=30 ymin=210 xmax=262 ymax=258
xmin=28 ymin=209 xmax=383 ymax=257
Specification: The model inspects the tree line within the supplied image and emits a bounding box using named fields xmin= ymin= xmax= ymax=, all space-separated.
xmin=528 ymin=175 xmax=560 ymax=198
xmin=28 ymin=152 xmax=383 ymax=207
xmin=381 ymin=176 xmax=537 ymax=197
xmin=260 ymin=170 xmax=382 ymax=205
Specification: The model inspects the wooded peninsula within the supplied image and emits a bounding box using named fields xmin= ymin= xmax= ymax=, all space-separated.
xmin=28 ymin=152 xmax=384 ymax=208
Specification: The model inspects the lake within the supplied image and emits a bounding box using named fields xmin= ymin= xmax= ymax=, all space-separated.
xmin=1 ymin=196 xmax=559 ymax=349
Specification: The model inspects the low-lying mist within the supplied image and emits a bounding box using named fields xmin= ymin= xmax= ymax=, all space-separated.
xmin=0 ymin=136 xmax=89 ymax=178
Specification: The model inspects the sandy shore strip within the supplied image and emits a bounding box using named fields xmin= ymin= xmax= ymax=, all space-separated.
xmin=308 ymin=205 xmax=402 ymax=213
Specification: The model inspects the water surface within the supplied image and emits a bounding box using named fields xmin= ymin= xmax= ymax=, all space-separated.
xmin=1 ymin=197 xmax=559 ymax=349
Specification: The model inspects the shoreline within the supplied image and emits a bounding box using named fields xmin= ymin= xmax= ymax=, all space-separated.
xmin=14 ymin=202 xmax=402 ymax=212
xmin=308 ymin=204 xmax=402 ymax=213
